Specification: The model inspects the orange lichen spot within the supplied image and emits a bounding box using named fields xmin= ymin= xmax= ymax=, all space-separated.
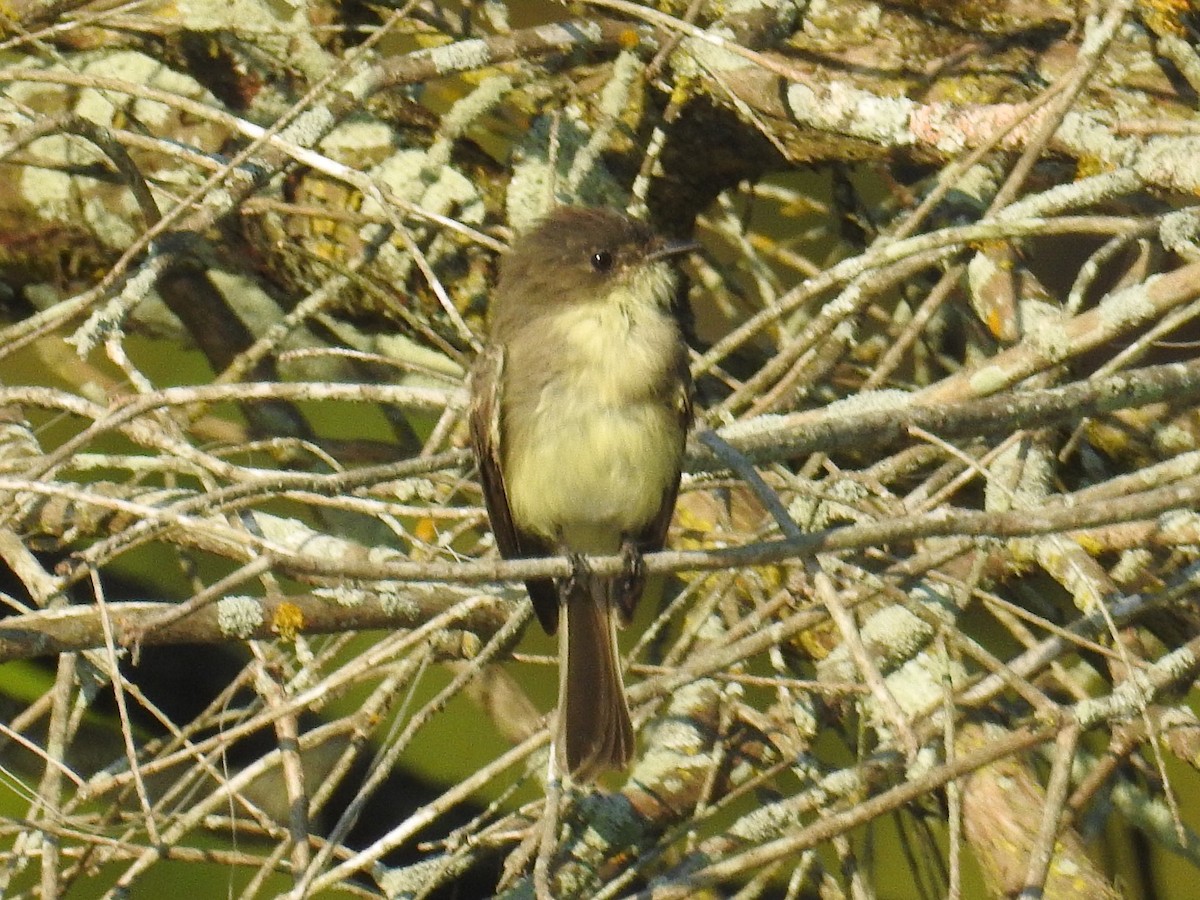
xmin=796 ymin=620 xmax=839 ymax=661
xmin=1139 ymin=0 xmax=1189 ymax=37
xmin=413 ymin=516 xmax=438 ymax=545
xmin=272 ymin=601 xmax=305 ymax=642
xmin=968 ymin=239 xmax=1011 ymax=260
xmin=618 ymin=28 xmax=641 ymax=51
xmin=985 ymin=307 xmax=1008 ymax=339
xmin=1075 ymin=155 xmax=1107 ymax=180
xmin=0 ymin=0 xmax=19 ymax=29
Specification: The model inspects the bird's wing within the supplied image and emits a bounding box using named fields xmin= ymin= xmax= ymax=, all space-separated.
xmin=468 ymin=343 xmax=559 ymax=633
xmin=617 ymin=367 xmax=694 ymax=624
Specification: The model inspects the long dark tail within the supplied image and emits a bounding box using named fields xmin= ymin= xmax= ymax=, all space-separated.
xmin=555 ymin=575 xmax=634 ymax=780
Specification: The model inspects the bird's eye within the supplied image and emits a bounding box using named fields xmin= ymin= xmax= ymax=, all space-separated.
xmin=590 ymin=250 xmax=614 ymax=272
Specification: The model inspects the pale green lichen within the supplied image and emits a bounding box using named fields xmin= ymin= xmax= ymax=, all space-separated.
xmin=246 ymin=513 xmax=318 ymax=552
xmin=968 ymin=364 xmax=1010 ymax=395
xmin=1109 ymin=548 xmax=1153 ymax=585
xmin=217 ymin=596 xmax=264 ymax=639
xmin=506 ymin=115 xmax=623 ymax=230
xmin=18 ymin=135 xmax=95 ymax=222
xmin=986 ymin=438 xmax=1054 ymax=514
xmin=872 ymin=653 xmax=966 ymax=724
xmin=365 ymin=149 xmax=481 ymax=217
xmin=1153 ymin=421 xmax=1193 ymax=455
xmin=378 ymin=856 xmax=476 ymax=896
xmin=821 ymin=389 xmax=911 ymax=418
xmin=789 ymin=476 xmax=873 ymax=529
xmin=1158 ymin=509 xmax=1200 ymax=546
xmin=172 ymin=0 xmax=333 ymax=83
xmin=536 ymin=20 xmax=602 ymax=46
xmin=415 ymin=38 xmax=493 ymax=75
xmin=819 ymin=583 xmax=957 ymax=685
xmin=377 ymin=585 xmax=420 ymax=618
xmin=67 ymin=263 xmax=163 ymax=356
xmin=83 ymin=193 xmax=140 ymax=250
xmin=314 ymin=585 xmax=365 ymax=608
xmin=1076 ymin=644 xmax=1196 ymax=728
xmin=1159 ymin=208 xmax=1200 ymax=257
xmin=1020 ymin=300 xmax=1072 ymax=363
xmin=77 ymin=51 xmax=208 ymax=130
xmin=567 ymin=52 xmax=642 ymax=193
xmin=279 ymin=107 xmax=336 ymax=149
xmin=440 ymin=74 xmax=513 ymax=139
xmin=1098 ymin=277 xmax=1158 ymax=332
xmin=786 ymin=80 xmax=916 ymax=146
xmin=728 ymin=801 xmax=799 ymax=842
xmin=718 ymin=412 xmax=785 ymax=441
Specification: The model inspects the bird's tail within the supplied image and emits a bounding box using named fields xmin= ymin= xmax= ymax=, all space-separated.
xmin=556 ymin=575 xmax=634 ymax=780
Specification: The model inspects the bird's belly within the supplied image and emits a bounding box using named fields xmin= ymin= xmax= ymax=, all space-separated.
xmin=506 ymin=395 xmax=680 ymax=553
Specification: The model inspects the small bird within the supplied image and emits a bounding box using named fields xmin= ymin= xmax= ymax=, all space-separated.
xmin=469 ymin=206 xmax=694 ymax=780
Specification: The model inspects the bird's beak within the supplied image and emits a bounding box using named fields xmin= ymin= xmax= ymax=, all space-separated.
xmin=646 ymin=238 xmax=701 ymax=263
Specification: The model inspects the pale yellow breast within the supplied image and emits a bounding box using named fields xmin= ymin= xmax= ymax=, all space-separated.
xmin=503 ymin=266 xmax=683 ymax=552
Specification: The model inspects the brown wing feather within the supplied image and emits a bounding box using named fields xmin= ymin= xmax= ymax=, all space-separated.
xmin=615 ymin=369 xmax=694 ymax=623
xmin=468 ymin=344 xmax=560 ymax=634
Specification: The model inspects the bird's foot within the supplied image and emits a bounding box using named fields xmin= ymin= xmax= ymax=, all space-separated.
xmin=614 ymin=540 xmax=645 ymax=623
xmin=565 ymin=551 xmax=591 ymax=596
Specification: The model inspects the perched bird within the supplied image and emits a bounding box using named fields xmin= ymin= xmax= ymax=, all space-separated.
xmin=469 ymin=206 xmax=694 ymax=779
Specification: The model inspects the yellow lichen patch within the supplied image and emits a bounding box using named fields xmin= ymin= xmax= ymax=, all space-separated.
xmin=967 ymin=239 xmax=1013 ymax=262
xmin=1073 ymin=532 xmax=1106 ymax=557
xmin=1075 ymin=154 xmax=1108 ymax=180
xmin=618 ymin=28 xmax=641 ymax=51
xmin=413 ymin=516 xmax=439 ymax=546
xmin=271 ymin=601 xmax=305 ymax=642
xmin=796 ymin=618 xmax=840 ymax=662
xmin=986 ymin=307 xmax=1008 ymax=339
xmin=1139 ymin=0 xmax=1189 ymax=37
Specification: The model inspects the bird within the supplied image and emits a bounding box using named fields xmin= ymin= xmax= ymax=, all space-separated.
xmin=469 ymin=206 xmax=694 ymax=779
